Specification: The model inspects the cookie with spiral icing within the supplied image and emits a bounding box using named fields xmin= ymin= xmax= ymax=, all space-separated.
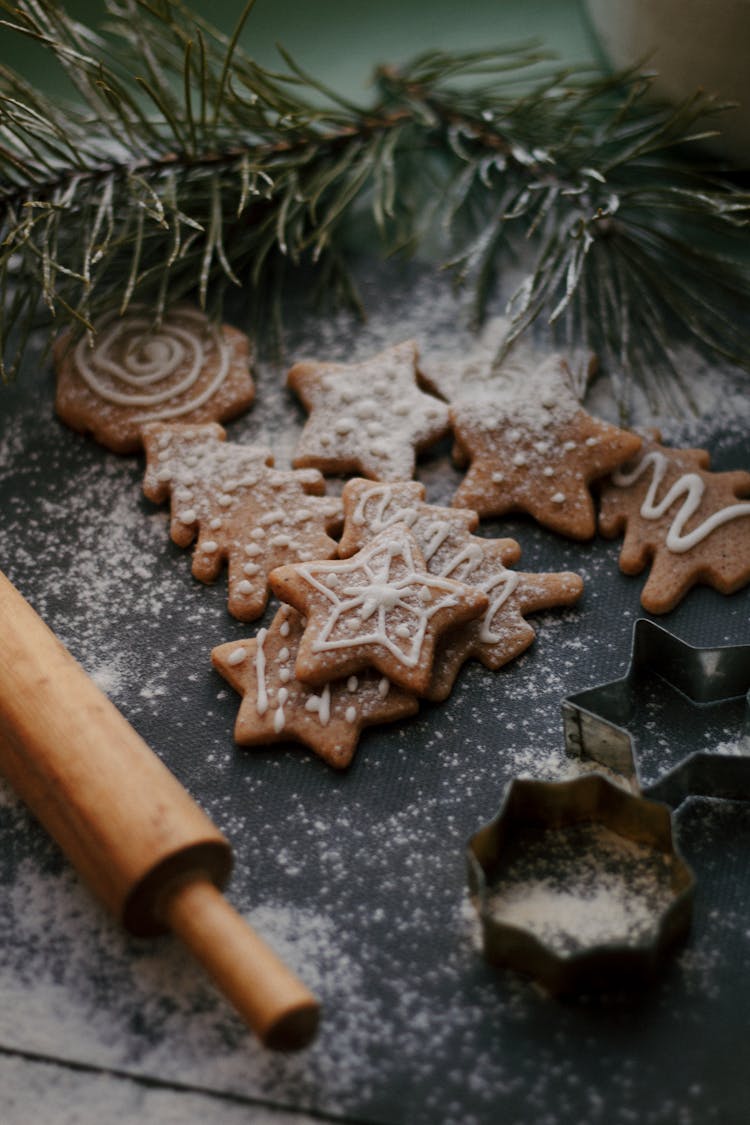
xmin=54 ymin=305 xmax=255 ymax=453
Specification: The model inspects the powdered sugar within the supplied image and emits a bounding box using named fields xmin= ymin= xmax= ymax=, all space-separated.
xmin=0 ymin=258 xmax=748 ymax=1124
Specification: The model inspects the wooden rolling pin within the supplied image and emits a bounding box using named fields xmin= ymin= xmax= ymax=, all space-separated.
xmin=0 ymin=570 xmax=319 ymax=1051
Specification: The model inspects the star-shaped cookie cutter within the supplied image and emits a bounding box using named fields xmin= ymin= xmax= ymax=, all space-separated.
xmin=562 ymin=619 xmax=750 ymax=807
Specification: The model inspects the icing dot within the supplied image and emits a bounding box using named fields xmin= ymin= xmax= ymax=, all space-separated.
xmin=507 ymin=429 xmax=522 ymax=443
xmin=535 ymin=441 xmax=550 ymax=454
xmin=156 ymin=467 xmax=172 ymax=482
xmin=543 ymin=466 xmax=555 ymax=477
xmin=279 ymin=620 xmax=291 ymax=637
xmin=371 ymin=441 xmax=389 ymax=456
xmin=270 ymin=534 xmax=292 ymax=548
xmin=491 ymin=472 xmax=505 ymax=484
xmin=277 ymin=687 xmax=289 ymax=705
xmin=420 ymin=586 xmax=432 ymax=602
xmin=223 ymin=479 xmax=238 ymax=492
xmin=273 ymin=707 xmax=285 ymax=733
xmin=378 ymin=677 xmax=390 ymax=698
xmin=586 ymin=436 xmax=600 ymax=447
xmin=244 ymin=543 xmax=262 ymax=556
xmin=345 ymin=706 xmax=357 ymax=724
xmin=202 ymin=540 xmax=218 ymax=553
xmin=278 ymin=647 xmax=290 ymax=662
xmin=279 ymin=668 xmax=291 ymax=683
xmin=395 ymin=624 xmax=411 ymax=639
xmin=552 ymin=492 xmax=566 ymax=504
xmin=541 ymin=395 xmax=557 ymax=409
xmin=236 ymin=579 xmax=254 ymax=594
xmin=347 ymin=676 xmax=359 ymax=692
xmin=227 ymin=647 xmax=247 ymax=666
xmin=513 ymin=452 xmax=527 ymax=467
xmin=563 ymin=440 xmax=577 ymax=451
xmin=305 ymin=697 xmax=320 ymax=713
xmin=218 ymin=495 xmax=233 ymax=508
xmin=335 ymin=417 xmax=355 ymax=435
xmin=209 ymin=517 xmax=223 ymax=530
xmin=243 ymin=563 xmax=260 ymax=577
xmin=175 ymin=488 xmax=193 ymax=502
xmin=178 ymin=509 xmax=197 ymax=524
xmin=251 ymin=528 xmax=265 ymax=539
xmin=319 ymin=434 xmax=331 ymax=447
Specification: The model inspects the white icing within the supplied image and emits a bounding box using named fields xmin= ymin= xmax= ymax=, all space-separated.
xmin=236 ymin=580 xmax=253 ymax=594
xmin=318 ymin=685 xmax=331 ymax=725
xmin=202 ymin=540 xmax=218 ymax=553
xmin=227 ymin=646 xmax=247 ymax=666
xmin=552 ymin=492 xmax=566 ymax=504
xmin=439 ymin=541 xmax=519 ymax=644
xmin=178 ymin=509 xmax=196 ymax=524
xmin=345 ymin=705 xmax=357 ymax=724
xmin=347 ymin=676 xmax=359 ymax=692
xmin=612 ymin=449 xmax=750 ymax=553
xmin=74 ymin=307 xmax=233 ymax=421
xmin=273 ymin=707 xmax=285 ymax=733
xmin=255 ymin=628 xmax=268 ymax=715
xmin=298 ymin=532 xmax=467 ymax=668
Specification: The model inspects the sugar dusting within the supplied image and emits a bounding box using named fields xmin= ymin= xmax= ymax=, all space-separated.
xmin=484 ymin=823 xmax=676 ymax=954
xmin=0 ymin=260 xmax=748 ymax=1123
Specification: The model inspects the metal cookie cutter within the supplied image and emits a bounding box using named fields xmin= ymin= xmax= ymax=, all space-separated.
xmin=562 ymin=619 xmax=750 ymax=807
xmin=467 ymin=774 xmax=694 ymax=996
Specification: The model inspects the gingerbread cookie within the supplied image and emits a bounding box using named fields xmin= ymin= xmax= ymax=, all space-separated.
xmin=287 ymin=340 xmax=450 ymax=482
xmin=423 ymin=339 xmax=640 ymax=538
xmin=212 ymin=605 xmax=419 ymax=768
xmin=143 ymin=422 xmax=342 ymax=622
xmin=339 ymin=479 xmax=584 ymax=700
xmin=55 ymin=305 xmax=255 ymax=453
xmin=598 ymin=434 xmax=750 ymax=613
xmin=268 ymin=524 xmax=489 ymax=694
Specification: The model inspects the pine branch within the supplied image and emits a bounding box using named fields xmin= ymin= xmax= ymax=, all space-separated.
xmin=1 ymin=0 xmax=749 ymax=415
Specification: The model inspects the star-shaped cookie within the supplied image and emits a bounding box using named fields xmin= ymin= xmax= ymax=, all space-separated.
xmin=55 ymin=305 xmax=255 ymax=453
xmin=268 ymin=524 xmax=488 ymax=694
xmin=598 ymin=434 xmax=750 ymax=613
xmin=338 ymin=479 xmax=584 ymax=700
xmin=287 ymin=340 xmax=450 ymax=481
xmin=212 ymin=605 xmax=419 ymax=769
xmin=143 ymin=422 xmax=342 ymax=621
xmin=427 ymin=344 xmax=640 ymax=538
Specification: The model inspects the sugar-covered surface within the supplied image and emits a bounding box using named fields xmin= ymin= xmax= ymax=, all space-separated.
xmin=0 ymin=260 xmax=749 ymax=1125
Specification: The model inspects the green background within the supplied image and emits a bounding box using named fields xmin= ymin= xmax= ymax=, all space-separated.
xmin=1 ymin=0 xmax=603 ymax=99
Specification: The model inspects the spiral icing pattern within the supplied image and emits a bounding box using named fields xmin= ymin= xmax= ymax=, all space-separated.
xmin=73 ymin=307 xmax=232 ymax=422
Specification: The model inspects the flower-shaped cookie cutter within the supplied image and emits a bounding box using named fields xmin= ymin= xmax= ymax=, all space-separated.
xmin=562 ymin=619 xmax=750 ymax=807
xmin=468 ymin=774 xmax=695 ymax=995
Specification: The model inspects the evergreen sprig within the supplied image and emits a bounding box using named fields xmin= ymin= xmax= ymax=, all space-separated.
xmin=1 ymin=0 xmax=749 ymax=412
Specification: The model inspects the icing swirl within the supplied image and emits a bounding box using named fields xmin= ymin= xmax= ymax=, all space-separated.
xmin=74 ymin=307 xmax=232 ymax=422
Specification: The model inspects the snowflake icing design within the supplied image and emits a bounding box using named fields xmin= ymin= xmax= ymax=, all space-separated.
xmin=298 ymin=531 xmax=470 ymax=668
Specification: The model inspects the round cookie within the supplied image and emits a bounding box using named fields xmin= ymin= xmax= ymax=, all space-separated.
xmin=55 ymin=304 xmax=255 ymax=453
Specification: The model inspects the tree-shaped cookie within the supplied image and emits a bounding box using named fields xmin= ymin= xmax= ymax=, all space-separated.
xmin=212 ymin=606 xmax=419 ymax=769
xmin=422 ymin=340 xmax=640 ymax=538
xmin=269 ymin=524 xmax=488 ymax=694
xmin=55 ymin=305 xmax=255 ymax=453
xmin=287 ymin=340 xmax=450 ymax=481
xmin=339 ymin=479 xmax=584 ymax=700
xmin=143 ymin=422 xmax=342 ymax=621
xmin=598 ymin=434 xmax=750 ymax=613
